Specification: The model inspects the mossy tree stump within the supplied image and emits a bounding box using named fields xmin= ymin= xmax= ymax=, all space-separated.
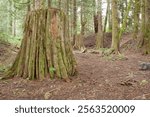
xmin=4 ymin=8 xmax=77 ymax=81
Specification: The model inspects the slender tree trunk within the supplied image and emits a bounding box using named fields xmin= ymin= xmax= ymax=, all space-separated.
xmin=73 ymin=0 xmax=77 ymax=45
xmin=96 ymin=12 xmax=103 ymax=49
xmin=66 ymin=0 xmax=70 ymax=38
xmin=9 ymin=0 xmax=13 ymax=35
xmin=74 ymin=0 xmax=85 ymax=50
xmin=32 ymin=0 xmax=35 ymax=10
xmin=96 ymin=0 xmax=104 ymax=49
xmin=138 ymin=0 xmax=145 ymax=48
xmin=104 ymin=1 xmax=109 ymax=33
xmin=48 ymin=0 xmax=52 ymax=8
xmin=13 ymin=16 xmax=16 ymax=37
xmin=133 ymin=0 xmax=140 ymax=39
xmin=93 ymin=0 xmax=97 ymax=33
xmin=120 ymin=3 xmax=124 ymax=25
xmin=111 ymin=0 xmax=120 ymax=53
xmin=27 ymin=0 xmax=31 ymax=12
xmin=69 ymin=0 xmax=73 ymax=39
xmin=58 ymin=0 xmax=61 ymax=9
xmin=108 ymin=0 xmax=112 ymax=31
xmin=118 ymin=0 xmax=132 ymax=41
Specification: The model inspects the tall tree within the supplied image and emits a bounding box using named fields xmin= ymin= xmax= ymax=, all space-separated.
xmin=139 ymin=0 xmax=150 ymax=54
xmin=73 ymin=0 xmax=85 ymax=50
xmin=111 ymin=0 xmax=120 ymax=53
xmin=27 ymin=0 xmax=31 ymax=11
xmin=95 ymin=0 xmax=103 ymax=49
xmin=133 ymin=0 xmax=140 ymax=39
xmin=93 ymin=0 xmax=98 ymax=33
xmin=140 ymin=0 xmax=145 ymax=46
xmin=58 ymin=0 xmax=61 ymax=9
xmin=104 ymin=0 xmax=109 ymax=33
xmin=12 ymin=2 xmax=16 ymax=37
xmin=48 ymin=0 xmax=52 ymax=7
xmin=118 ymin=0 xmax=132 ymax=40
xmin=72 ymin=0 xmax=77 ymax=46
xmin=108 ymin=0 xmax=112 ymax=31
xmin=8 ymin=0 xmax=13 ymax=35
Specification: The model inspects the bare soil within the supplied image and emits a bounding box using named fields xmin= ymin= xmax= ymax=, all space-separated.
xmin=0 ymin=34 xmax=150 ymax=100
xmin=84 ymin=33 xmax=112 ymax=49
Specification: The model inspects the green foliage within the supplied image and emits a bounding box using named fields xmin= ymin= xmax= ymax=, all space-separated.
xmin=0 ymin=32 xmax=21 ymax=45
xmin=49 ymin=67 xmax=56 ymax=79
xmin=0 ymin=64 xmax=11 ymax=80
xmin=0 ymin=63 xmax=12 ymax=73
xmin=0 ymin=65 xmax=6 ymax=73
xmin=102 ymin=48 xmax=115 ymax=56
xmin=117 ymin=54 xmax=127 ymax=60
xmin=103 ymin=52 xmax=128 ymax=61
xmin=0 ymin=0 xmax=26 ymax=45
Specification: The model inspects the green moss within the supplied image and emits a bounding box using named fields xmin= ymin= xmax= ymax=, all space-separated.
xmin=2 ymin=8 xmax=77 ymax=80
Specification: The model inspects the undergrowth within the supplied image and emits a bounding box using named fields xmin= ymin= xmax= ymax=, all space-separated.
xmin=0 ymin=33 xmax=21 ymax=46
xmin=99 ymin=48 xmax=128 ymax=61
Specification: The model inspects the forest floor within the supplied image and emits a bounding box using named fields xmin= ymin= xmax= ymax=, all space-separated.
xmin=0 ymin=33 xmax=150 ymax=100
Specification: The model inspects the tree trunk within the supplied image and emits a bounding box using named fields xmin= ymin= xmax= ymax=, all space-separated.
xmin=27 ymin=0 xmax=31 ymax=11
xmin=48 ymin=0 xmax=52 ymax=8
xmin=93 ymin=0 xmax=97 ymax=33
xmin=95 ymin=0 xmax=104 ymax=49
xmin=139 ymin=0 xmax=150 ymax=54
xmin=58 ymin=0 xmax=61 ymax=8
xmin=111 ymin=0 xmax=120 ymax=53
xmin=108 ymin=0 xmax=112 ymax=31
xmin=94 ymin=0 xmax=104 ymax=49
xmin=133 ymin=0 xmax=140 ymax=39
xmin=94 ymin=15 xmax=98 ymax=33
xmin=9 ymin=0 xmax=13 ymax=35
xmin=139 ymin=0 xmax=145 ymax=48
xmin=118 ymin=0 xmax=131 ymax=41
xmin=3 ymin=8 xmax=77 ymax=81
xmin=73 ymin=0 xmax=77 ymax=46
xmin=104 ymin=1 xmax=109 ymax=33
xmin=13 ymin=13 xmax=16 ymax=37
xmin=73 ymin=0 xmax=85 ymax=50
xmin=96 ymin=12 xmax=103 ymax=49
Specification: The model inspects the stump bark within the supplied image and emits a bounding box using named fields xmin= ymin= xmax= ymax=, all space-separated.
xmin=4 ymin=8 xmax=77 ymax=81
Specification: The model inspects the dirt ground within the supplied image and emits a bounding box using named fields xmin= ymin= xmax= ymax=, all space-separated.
xmin=0 ymin=34 xmax=150 ymax=100
xmin=84 ymin=33 xmax=112 ymax=49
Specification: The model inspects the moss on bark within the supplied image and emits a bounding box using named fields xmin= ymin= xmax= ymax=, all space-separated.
xmin=3 ymin=8 xmax=77 ymax=81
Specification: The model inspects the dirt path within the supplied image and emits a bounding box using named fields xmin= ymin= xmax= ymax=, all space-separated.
xmin=0 ymin=51 xmax=150 ymax=100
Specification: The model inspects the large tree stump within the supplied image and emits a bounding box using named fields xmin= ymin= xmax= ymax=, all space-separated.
xmin=4 ymin=8 xmax=77 ymax=81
